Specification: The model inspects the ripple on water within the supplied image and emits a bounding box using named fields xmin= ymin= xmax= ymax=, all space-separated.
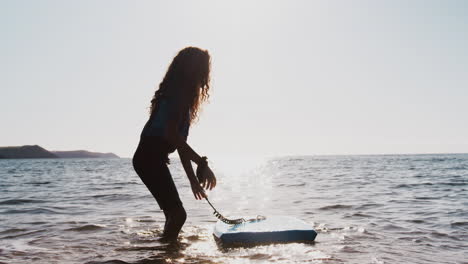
xmin=1 ymin=229 xmax=46 ymax=240
xmin=450 ymin=221 xmax=468 ymax=229
xmin=85 ymin=260 xmax=130 ymax=264
xmin=0 ymin=199 xmax=47 ymax=205
xmin=344 ymin=212 xmax=372 ymax=219
xmin=2 ymin=208 xmax=61 ymax=214
xmin=24 ymin=181 xmax=52 ymax=185
xmin=319 ymin=204 xmax=353 ymax=210
xmin=0 ymin=228 xmax=29 ymax=235
xmin=65 ymin=224 xmax=106 ymax=232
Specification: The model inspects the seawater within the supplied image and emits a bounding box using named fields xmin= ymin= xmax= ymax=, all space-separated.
xmin=0 ymin=154 xmax=467 ymax=264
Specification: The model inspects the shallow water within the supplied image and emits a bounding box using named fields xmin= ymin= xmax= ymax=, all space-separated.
xmin=1 ymin=154 xmax=467 ymax=264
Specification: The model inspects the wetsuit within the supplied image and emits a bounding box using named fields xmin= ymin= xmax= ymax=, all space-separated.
xmin=132 ymin=96 xmax=190 ymax=211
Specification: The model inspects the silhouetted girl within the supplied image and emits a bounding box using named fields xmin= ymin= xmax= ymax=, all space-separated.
xmin=133 ymin=47 xmax=217 ymax=241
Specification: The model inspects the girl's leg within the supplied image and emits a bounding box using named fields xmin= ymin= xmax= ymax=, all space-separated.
xmin=134 ymin=157 xmax=186 ymax=241
xmin=162 ymin=206 xmax=187 ymax=241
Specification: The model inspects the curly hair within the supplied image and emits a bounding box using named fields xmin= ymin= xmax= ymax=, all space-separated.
xmin=150 ymin=47 xmax=211 ymax=125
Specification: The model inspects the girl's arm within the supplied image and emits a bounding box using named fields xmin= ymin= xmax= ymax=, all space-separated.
xmin=165 ymin=118 xmax=216 ymax=195
xmin=178 ymin=147 xmax=206 ymax=200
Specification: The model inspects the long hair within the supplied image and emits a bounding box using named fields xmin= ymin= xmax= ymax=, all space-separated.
xmin=150 ymin=47 xmax=211 ymax=125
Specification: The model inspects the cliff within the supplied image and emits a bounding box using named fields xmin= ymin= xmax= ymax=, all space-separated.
xmin=0 ymin=145 xmax=119 ymax=159
xmin=0 ymin=145 xmax=59 ymax=159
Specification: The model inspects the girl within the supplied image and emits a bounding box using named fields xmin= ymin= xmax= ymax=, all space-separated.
xmin=132 ymin=47 xmax=217 ymax=241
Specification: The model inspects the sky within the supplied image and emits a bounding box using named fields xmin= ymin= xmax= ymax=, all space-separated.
xmin=1 ymin=0 xmax=468 ymax=158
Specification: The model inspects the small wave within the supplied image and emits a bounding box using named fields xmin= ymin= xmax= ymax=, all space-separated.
xmin=397 ymin=236 xmax=433 ymax=243
xmin=66 ymin=224 xmax=106 ymax=232
xmin=414 ymin=196 xmax=437 ymax=200
xmin=248 ymin=253 xmax=271 ymax=260
xmin=0 ymin=199 xmax=46 ymax=205
xmin=339 ymin=245 xmax=363 ymax=253
xmin=0 ymin=228 xmax=28 ymax=235
xmin=406 ymin=219 xmax=425 ymax=224
xmin=344 ymin=212 xmax=371 ymax=218
xmin=89 ymin=194 xmax=134 ymax=200
xmin=430 ymin=158 xmax=449 ymax=162
xmin=115 ymin=245 xmax=173 ymax=252
xmin=85 ymin=260 xmax=130 ymax=264
xmin=24 ymin=181 xmax=51 ymax=185
xmin=135 ymin=219 xmax=156 ymax=223
xmin=355 ymin=203 xmax=382 ymax=210
xmin=24 ymin=221 xmax=48 ymax=225
xmin=395 ymin=184 xmax=410 ymax=188
xmin=1 ymin=229 xmax=46 ymax=239
xmin=3 ymin=208 xmax=61 ymax=214
xmin=450 ymin=221 xmax=468 ymax=229
xmin=449 ymin=166 xmax=467 ymax=170
xmin=429 ymin=231 xmax=461 ymax=241
xmin=395 ymin=182 xmax=434 ymax=188
xmin=440 ymin=182 xmax=467 ymax=186
xmin=382 ymin=224 xmax=406 ymax=230
xmin=319 ymin=204 xmax=353 ymax=210
xmin=286 ymin=158 xmax=305 ymax=162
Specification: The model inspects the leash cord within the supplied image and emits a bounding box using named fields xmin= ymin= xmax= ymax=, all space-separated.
xmin=205 ymin=197 xmax=266 ymax=225
xmin=205 ymin=197 xmax=246 ymax=225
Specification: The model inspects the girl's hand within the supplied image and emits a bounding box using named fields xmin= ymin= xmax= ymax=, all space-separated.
xmin=197 ymin=165 xmax=217 ymax=190
xmin=190 ymin=181 xmax=207 ymax=200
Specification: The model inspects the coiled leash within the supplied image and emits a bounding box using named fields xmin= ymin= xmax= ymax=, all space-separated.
xmin=205 ymin=197 xmax=266 ymax=225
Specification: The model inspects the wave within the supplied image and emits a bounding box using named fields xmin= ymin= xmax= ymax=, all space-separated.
xmin=429 ymin=231 xmax=460 ymax=240
xmin=24 ymin=181 xmax=51 ymax=185
xmin=2 ymin=208 xmax=62 ymax=214
xmin=396 ymin=181 xmax=467 ymax=189
xmin=406 ymin=219 xmax=425 ymax=224
xmin=85 ymin=260 xmax=130 ymax=264
xmin=414 ymin=196 xmax=437 ymax=200
xmin=344 ymin=212 xmax=372 ymax=218
xmin=450 ymin=221 xmax=468 ymax=229
xmin=319 ymin=204 xmax=353 ymax=210
xmin=66 ymin=224 xmax=106 ymax=232
xmin=0 ymin=228 xmax=28 ymax=235
xmin=0 ymin=198 xmax=46 ymax=205
xmin=394 ymin=182 xmax=434 ymax=188
xmin=1 ymin=229 xmax=46 ymax=239
xmin=135 ymin=219 xmax=156 ymax=223
xmin=355 ymin=203 xmax=383 ymax=210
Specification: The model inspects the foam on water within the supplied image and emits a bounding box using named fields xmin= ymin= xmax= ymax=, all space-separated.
xmin=0 ymin=154 xmax=467 ymax=263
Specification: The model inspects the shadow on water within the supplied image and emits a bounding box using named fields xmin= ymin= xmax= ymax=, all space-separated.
xmin=85 ymin=240 xmax=204 ymax=264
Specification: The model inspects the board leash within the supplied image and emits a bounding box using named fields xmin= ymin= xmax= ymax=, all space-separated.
xmin=205 ymin=197 xmax=266 ymax=225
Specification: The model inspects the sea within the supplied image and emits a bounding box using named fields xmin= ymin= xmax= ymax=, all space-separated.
xmin=0 ymin=154 xmax=467 ymax=264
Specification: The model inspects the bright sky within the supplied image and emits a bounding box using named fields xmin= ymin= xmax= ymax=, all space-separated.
xmin=1 ymin=0 xmax=467 ymax=158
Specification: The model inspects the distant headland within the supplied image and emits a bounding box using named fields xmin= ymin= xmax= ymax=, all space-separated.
xmin=0 ymin=145 xmax=119 ymax=159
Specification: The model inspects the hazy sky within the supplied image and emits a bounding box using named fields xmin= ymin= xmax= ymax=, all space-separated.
xmin=1 ymin=0 xmax=467 ymax=158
